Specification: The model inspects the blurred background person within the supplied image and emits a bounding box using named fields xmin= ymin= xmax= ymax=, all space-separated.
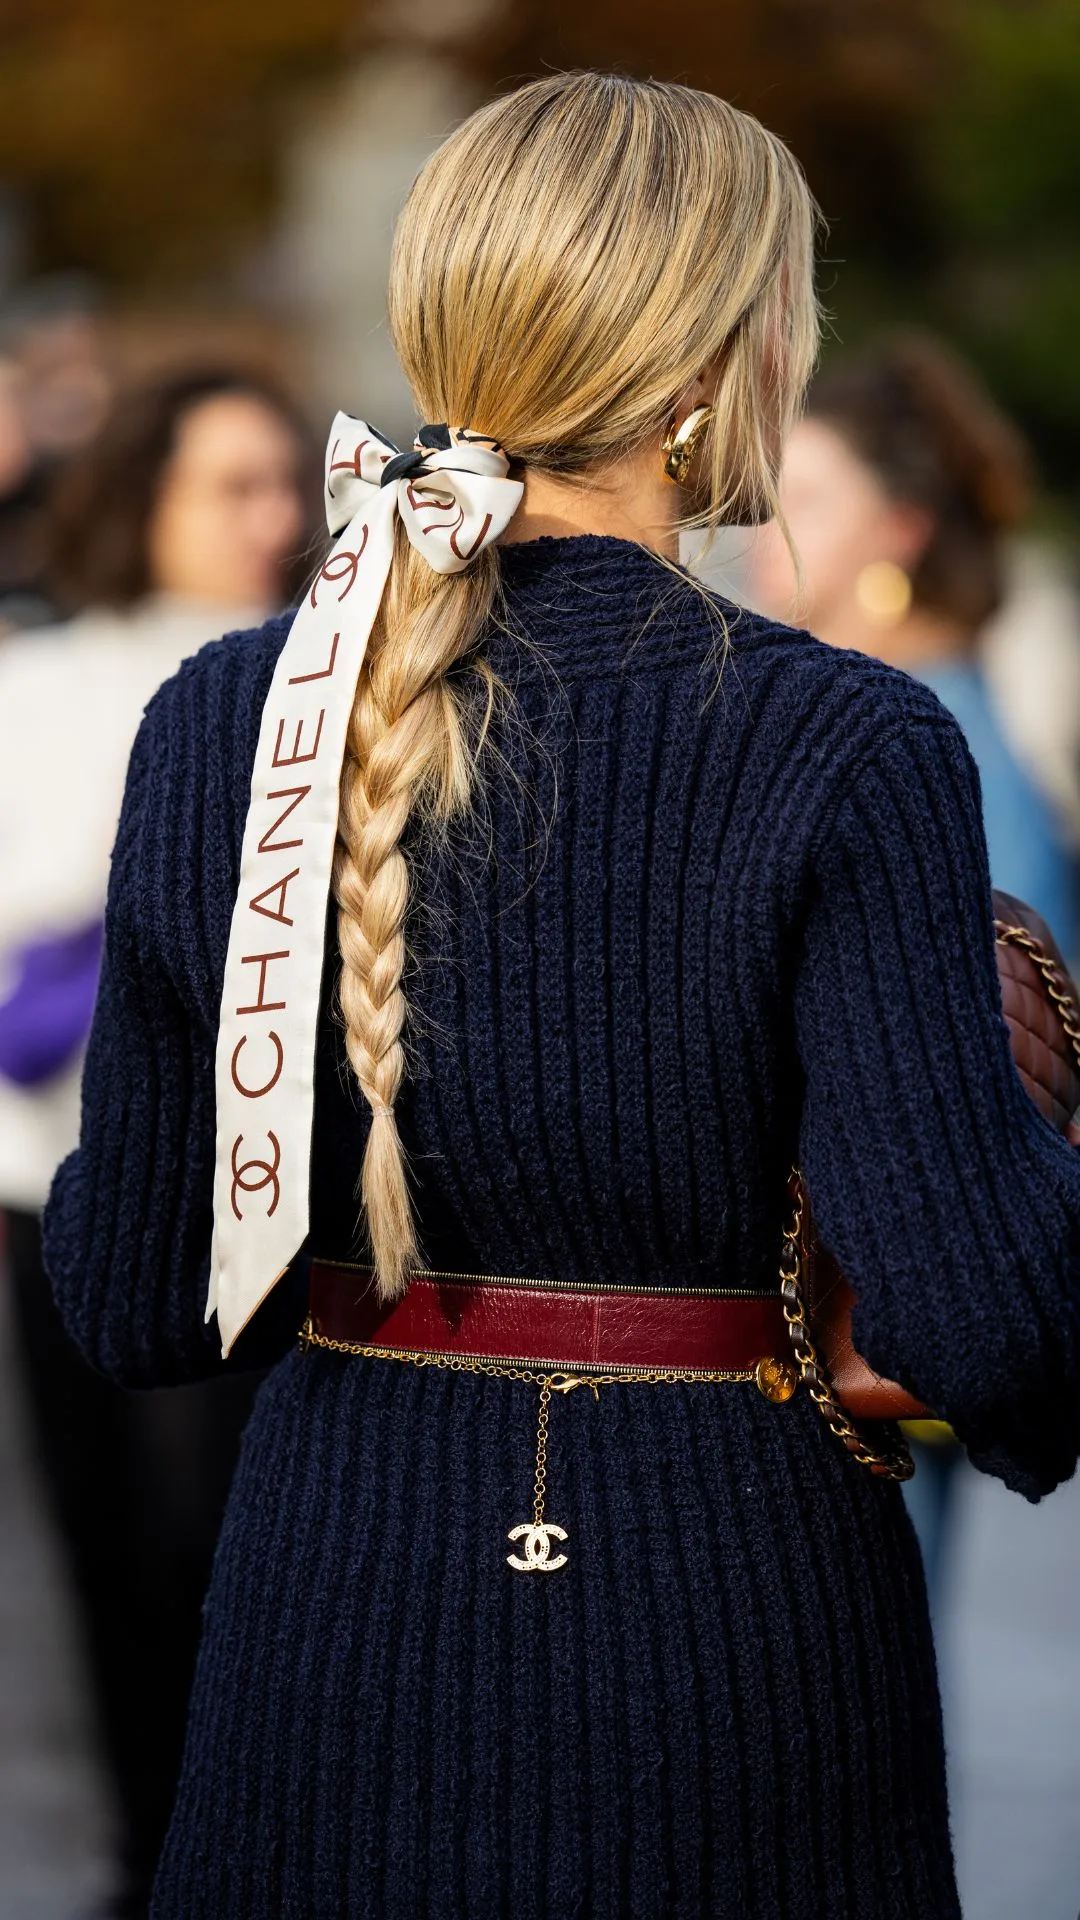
xmin=0 ymin=364 xmax=317 ymax=1920
xmin=0 ymin=354 xmax=45 ymax=634
xmin=751 ymin=334 xmax=1077 ymax=965
xmin=981 ymin=548 xmax=1080 ymax=885
xmin=0 ymin=277 xmax=118 ymax=635
xmin=2 ymin=277 xmax=114 ymax=470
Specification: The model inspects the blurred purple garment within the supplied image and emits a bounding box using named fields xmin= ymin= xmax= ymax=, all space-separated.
xmin=0 ymin=922 xmax=103 ymax=1086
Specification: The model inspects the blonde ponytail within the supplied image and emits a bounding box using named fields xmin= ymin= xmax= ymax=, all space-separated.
xmin=334 ymin=71 xmax=818 ymax=1296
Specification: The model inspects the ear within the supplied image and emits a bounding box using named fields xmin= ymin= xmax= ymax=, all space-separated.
xmin=672 ymin=360 xmax=724 ymax=421
xmin=880 ymin=499 xmax=935 ymax=572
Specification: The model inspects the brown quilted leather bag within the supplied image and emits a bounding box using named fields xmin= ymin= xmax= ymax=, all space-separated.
xmin=781 ymin=888 xmax=1080 ymax=1478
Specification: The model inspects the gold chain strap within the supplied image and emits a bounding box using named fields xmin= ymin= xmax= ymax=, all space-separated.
xmin=994 ymin=920 xmax=1080 ymax=1076
xmin=779 ymin=1178 xmax=915 ymax=1482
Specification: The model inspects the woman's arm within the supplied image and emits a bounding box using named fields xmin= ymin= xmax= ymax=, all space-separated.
xmin=795 ymin=712 xmax=1080 ymax=1501
xmin=43 ymin=632 xmax=304 ymax=1386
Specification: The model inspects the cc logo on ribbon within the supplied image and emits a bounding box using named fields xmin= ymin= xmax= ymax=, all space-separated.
xmin=506 ymin=1522 xmax=569 ymax=1573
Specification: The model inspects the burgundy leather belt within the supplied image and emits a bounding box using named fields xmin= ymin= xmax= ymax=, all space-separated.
xmin=306 ymin=1260 xmax=798 ymax=1393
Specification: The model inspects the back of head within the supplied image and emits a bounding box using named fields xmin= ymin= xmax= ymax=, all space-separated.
xmin=808 ymin=333 xmax=1033 ymax=633
xmin=334 ymin=70 xmax=819 ymax=1295
xmin=390 ymin=71 xmax=817 ymax=514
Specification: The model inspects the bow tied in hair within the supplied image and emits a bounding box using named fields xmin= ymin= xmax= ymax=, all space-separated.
xmin=206 ymin=414 xmax=522 ymax=1355
xmin=323 ymin=415 xmax=519 ymax=568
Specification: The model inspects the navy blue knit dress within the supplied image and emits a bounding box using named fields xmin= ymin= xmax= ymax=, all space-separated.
xmin=45 ymin=537 xmax=1080 ymax=1919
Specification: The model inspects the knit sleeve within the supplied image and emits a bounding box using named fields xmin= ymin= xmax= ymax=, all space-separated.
xmin=794 ymin=712 xmax=1080 ymax=1501
xmin=42 ymin=640 xmax=303 ymax=1386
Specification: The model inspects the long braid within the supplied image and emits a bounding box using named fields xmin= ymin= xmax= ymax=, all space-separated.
xmin=332 ymin=531 xmax=500 ymax=1299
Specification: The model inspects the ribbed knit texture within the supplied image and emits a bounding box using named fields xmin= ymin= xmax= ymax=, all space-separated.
xmin=45 ymin=535 xmax=1080 ymax=1917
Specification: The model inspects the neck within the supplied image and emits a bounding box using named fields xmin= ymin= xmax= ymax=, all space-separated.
xmin=498 ymin=451 xmax=681 ymax=558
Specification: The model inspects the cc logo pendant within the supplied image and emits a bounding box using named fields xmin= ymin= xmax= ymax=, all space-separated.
xmin=506 ymin=1521 xmax=569 ymax=1573
xmin=507 ymin=1375 xmax=583 ymax=1572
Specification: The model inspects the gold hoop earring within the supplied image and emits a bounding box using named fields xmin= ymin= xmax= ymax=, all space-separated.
xmin=854 ymin=560 xmax=912 ymax=626
xmin=662 ymin=405 xmax=713 ymax=485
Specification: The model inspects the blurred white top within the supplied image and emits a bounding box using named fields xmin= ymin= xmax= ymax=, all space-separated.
xmin=0 ymin=596 xmax=263 ymax=1209
xmin=981 ymin=540 xmax=1080 ymax=850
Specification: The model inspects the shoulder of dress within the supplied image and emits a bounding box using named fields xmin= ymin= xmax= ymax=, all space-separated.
xmin=739 ymin=621 xmax=963 ymax=749
xmin=732 ymin=613 xmax=939 ymax=703
xmin=707 ymin=622 xmax=980 ymax=877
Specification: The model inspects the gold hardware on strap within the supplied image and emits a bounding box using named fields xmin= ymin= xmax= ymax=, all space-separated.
xmin=755 ymin=1354 xmax=799 ymax=1403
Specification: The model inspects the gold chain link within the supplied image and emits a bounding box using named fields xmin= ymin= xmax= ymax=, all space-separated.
xmin=533 ymin=1375 xmax=552 ymax=1526
xmin=298 ymin=1323 xmax=757 ymax=1391
xmin=303 ymin=1240 xmax=910 ymax=1481
xmin=994 ymin=920 xmax=1080 ymax=1075
xmin=779 ymin=1178 xmax=915 ymax=1481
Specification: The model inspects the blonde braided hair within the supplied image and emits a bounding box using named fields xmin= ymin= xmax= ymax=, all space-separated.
xmin=332 ymin=538 xmax=501 ymax=1299
xmin=333 ymin=72 xmax=819 ymax=1299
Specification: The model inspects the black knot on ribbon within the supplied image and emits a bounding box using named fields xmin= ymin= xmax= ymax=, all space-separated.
xmin=379 ymin=422 xmax=453 ymax=488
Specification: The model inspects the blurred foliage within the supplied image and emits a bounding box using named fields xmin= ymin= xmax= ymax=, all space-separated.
xmin=932 ymin=0 xmax=1080 ymax=241
xmin=0 ymin=0 xmax=947 ymax=288
xmin=481 ymin=0 xmax=944 ymax=267
xmin=923 ymin=0 xmax=1080 ymax=491
xmin=0 ymin=0 xmax=1078 ymax=491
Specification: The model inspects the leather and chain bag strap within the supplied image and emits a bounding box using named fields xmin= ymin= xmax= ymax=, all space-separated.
xmin=781 ymin=888 xmax=1080 ymax=1480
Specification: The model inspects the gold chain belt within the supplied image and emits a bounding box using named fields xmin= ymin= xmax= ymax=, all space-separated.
xmin=300 ymin=1269 xmax=800 ymax=1575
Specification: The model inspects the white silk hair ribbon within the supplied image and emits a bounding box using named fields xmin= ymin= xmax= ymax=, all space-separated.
xmin=207 ymin=414 xmax=523 ymax=1355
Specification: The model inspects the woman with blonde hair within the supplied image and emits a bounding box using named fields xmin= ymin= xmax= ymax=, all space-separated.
xmin=44 ymin=73 xmax=1080 ymax=1918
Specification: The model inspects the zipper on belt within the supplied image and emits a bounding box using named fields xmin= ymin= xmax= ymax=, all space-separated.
xmin=311 ymin=1257 xmax=779 ymax=1300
